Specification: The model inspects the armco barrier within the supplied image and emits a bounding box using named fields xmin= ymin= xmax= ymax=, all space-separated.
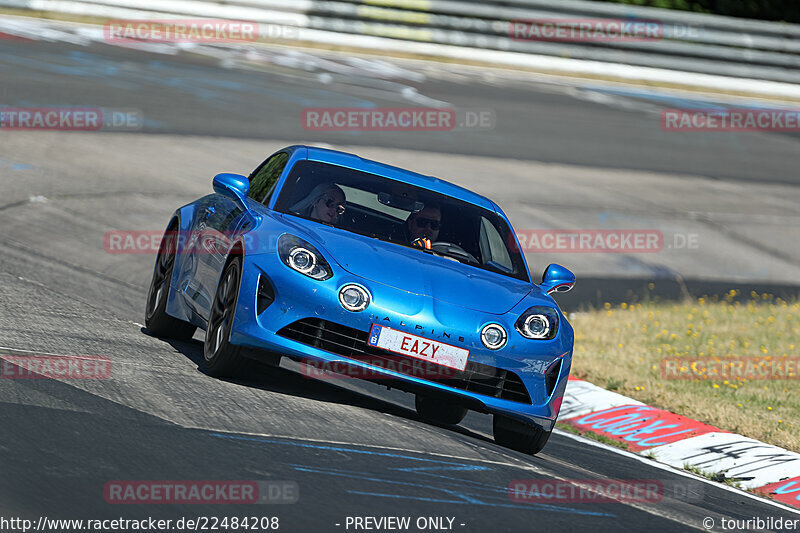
xmin=2 ymin=0 xmax=799 ymax=84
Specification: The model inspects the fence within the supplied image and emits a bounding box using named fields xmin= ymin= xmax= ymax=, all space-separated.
xmin=3 ymin=0 xmax=799 ymax=84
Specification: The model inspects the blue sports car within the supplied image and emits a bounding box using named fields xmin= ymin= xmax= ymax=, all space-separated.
xmin=145 ymin=145 xmax=576 ymax=454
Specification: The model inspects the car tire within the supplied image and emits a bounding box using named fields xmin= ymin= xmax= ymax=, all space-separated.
xmin=204 ymin=256 xmax=250 ymax=377
xmin=415 ymin=394 xmax=468 ymax=425
xmin=493 ymin=414 xmax=551 ymax=455
xmin=145 ymin=225 xmax=197 ymax=341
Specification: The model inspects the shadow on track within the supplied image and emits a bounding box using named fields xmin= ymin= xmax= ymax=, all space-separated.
xmin=143 ymin=329 xmax=495 ymax=446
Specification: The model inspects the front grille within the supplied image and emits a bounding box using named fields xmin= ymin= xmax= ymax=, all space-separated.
xmin=277 ymin=318 xmax=531 ymax=404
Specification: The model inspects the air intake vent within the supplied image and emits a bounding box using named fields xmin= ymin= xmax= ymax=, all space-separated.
xmin=545 ymin=358 xmax=563 ymax=398
xmin=278 ymin=318 xmax=531 ymax=404
xmin=256 ymin=275 xmax=275 ymax=315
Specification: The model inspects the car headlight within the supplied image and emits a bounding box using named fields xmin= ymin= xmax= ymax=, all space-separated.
xmin=481 ymin=323 xmax=507 ymax=350
xmin=516 ymin=306 xmax=559 ymax=340
xmin=278 ymin=234 xmax=332 ymax=280
xmin=339 ymin=284 xmax=370 ymax=312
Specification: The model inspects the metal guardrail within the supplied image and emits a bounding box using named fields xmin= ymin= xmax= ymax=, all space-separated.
xmin=3 ymin=0 xmax=799 ymax=84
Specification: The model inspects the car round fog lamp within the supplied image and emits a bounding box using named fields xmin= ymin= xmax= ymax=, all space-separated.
xmin=481 ymin=324 xmax=507 ymax=350
xmin=524 ymin=314 xmax=551 ymax=339
xmin=288 ymin=247 xmax=316 ymax=274
xmin=339 ymin=284 xmax=370 ymax=312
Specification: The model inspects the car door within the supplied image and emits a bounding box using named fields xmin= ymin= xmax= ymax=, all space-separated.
xmin=193 ymin=151 xmax=291 ymax=318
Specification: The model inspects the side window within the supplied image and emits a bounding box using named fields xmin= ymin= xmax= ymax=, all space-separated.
xmin=479 ymin=217 xmax=513 ymax=271
xmin=248 ymin=152 xmax=289 ymax=205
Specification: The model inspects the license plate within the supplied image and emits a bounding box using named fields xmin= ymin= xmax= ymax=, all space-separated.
xmin=367 ymin=324 xmax=469 ymax=371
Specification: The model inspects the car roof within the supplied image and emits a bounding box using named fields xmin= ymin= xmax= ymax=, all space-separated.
xmin=302 ymin=145 xmax=496 ymax=211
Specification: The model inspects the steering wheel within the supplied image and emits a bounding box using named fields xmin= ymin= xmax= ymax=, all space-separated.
xmin=430 ymin=241 xmax=479 ymax=264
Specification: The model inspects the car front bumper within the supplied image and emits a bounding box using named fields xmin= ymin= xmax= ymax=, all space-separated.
xmin=229 ymin=251 xmax=573 ymax=432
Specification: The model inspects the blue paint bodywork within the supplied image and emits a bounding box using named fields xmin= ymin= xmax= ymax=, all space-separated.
xmin=158 ymin=145 xmax=575 ymax=432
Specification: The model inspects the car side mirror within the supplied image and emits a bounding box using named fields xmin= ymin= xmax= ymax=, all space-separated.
xmin=213 ymin=173 xmax=250 ymax=206
xmin=540 ymin=263 xmax=575 ymax=295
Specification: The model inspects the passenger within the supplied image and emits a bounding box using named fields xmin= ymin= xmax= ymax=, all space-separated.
xmin=291 ymin=183 xmax=346 ymax=224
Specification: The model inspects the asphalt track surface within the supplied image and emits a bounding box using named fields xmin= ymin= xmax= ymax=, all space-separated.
xmin=1 ymin=22 xmax=800 ymax=532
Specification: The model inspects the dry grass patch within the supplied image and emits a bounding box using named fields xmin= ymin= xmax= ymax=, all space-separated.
xmin=570 ymin=291 xmax=799 ymax=452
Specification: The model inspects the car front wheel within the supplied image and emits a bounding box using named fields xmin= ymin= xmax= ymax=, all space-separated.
xmin=204 ymin=257 xmax=250 ymax=377
xmin=493 ymin=414 xmax=551 ymax=455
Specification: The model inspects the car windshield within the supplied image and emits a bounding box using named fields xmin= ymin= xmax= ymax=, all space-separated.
xmin=274 ymin=160 xmax=529 ymax=282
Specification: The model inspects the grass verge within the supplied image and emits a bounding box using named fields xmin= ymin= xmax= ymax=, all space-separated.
xmin=683 ymin=463 xmax=743 ymax=488
xmin=570 ymin=291 xmax=799 ymax=452
xmin=556 ymin=422 xmax=632 ymax=451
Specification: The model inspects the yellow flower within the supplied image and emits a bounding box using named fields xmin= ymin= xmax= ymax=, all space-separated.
xmin=712 ymin=384 xmax=719 ymax=389
xmin=767 ymin=406 xmax=773 ymax=411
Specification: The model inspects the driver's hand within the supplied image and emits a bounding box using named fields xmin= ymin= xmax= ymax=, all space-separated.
xmin=411 ymin=237 xmax=431 ymax=250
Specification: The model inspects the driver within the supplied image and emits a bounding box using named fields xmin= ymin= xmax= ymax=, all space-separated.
xmin=405 ymin=205 xmax=441 ymax=249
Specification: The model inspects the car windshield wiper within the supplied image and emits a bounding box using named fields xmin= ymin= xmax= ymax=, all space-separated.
xmin=433 ymin=249 xmax=480 ymax=265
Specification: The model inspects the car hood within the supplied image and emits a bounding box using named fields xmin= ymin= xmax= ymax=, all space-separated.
xmin=280 ymin=216 xmax=533 ymax=315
